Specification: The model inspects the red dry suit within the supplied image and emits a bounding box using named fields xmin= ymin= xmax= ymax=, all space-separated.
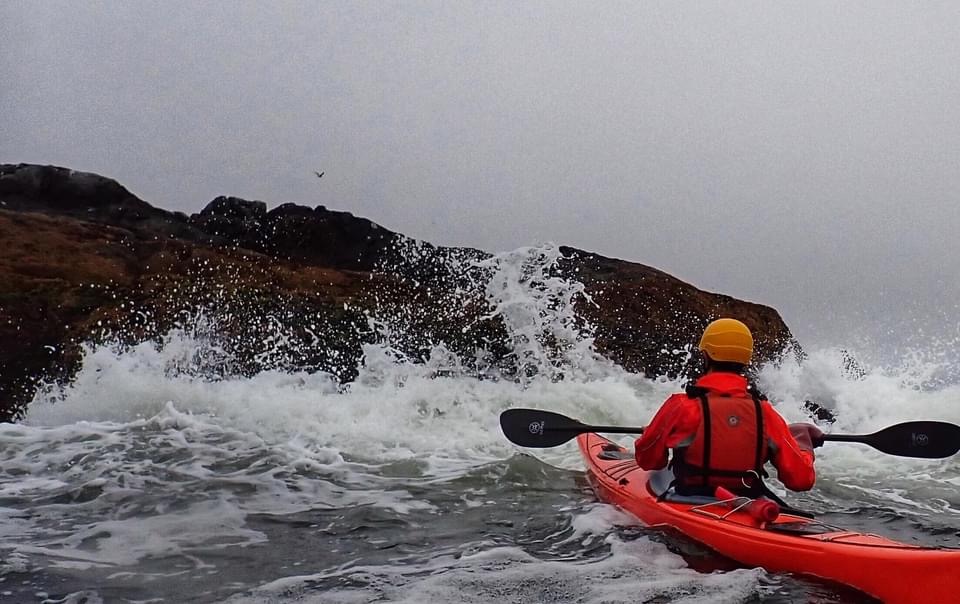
xmin=634 ymin=372 xmax=816 ymax=493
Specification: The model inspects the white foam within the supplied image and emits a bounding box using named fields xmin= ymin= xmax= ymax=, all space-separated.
xmin=553 ymin=502 xmax=638 ymax=548
xmin=39 ymin=591 xmax=105 ymax=604
xmin=8 ymin=498 xmax=265 ymax=569
xmin=227 ymin=537 xmax=766 ymax=604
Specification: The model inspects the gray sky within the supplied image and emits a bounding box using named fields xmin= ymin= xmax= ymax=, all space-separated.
xmin=3 ymin=1 xmax=959 ymax=354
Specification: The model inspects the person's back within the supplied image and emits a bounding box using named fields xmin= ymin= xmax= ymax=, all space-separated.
xmin=633 ymin=318 xmax=823 ymax=497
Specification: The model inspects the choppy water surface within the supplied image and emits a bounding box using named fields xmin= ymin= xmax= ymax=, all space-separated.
xmin=1 ymin=246 xmax=957 ymax=603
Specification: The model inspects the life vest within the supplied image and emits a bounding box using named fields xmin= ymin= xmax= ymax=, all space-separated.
xmin=671 ymin=386 xmax=769 ymax=494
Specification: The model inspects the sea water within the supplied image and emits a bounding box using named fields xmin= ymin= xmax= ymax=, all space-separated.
xmin=1 ymin=245 xmax=957 ymax=603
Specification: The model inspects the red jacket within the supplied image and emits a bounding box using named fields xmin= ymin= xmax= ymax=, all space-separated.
xmin=634 ymin=372 xmax=816 ymax=491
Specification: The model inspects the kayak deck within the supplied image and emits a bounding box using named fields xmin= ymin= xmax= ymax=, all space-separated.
xmin=577 ymin=432 xmax=960 ymax=604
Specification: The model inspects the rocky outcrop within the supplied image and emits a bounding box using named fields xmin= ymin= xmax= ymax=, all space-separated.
xmin=557 ymin=249 xmax=793 ymax=379
xmin=0 ymin=164 xmax=402 ymax=269
xmin=0 ymin=163 xmax=796 ymax=421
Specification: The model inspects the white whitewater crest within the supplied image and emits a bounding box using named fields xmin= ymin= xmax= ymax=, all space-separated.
xmin=2 ymin=243 xmax=959 ymax=602
xmin=22 ymin=244 xmax=650 ymax=471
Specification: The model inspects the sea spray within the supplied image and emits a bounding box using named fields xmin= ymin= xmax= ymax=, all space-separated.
xmin=474 ymin=245 xmax=616 ymax=384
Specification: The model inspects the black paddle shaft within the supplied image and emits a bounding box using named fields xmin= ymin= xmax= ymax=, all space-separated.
xmin=501 ymin=408 xmax=960 ymax=458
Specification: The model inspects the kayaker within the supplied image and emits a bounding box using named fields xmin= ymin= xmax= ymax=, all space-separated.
xmin=634 ymin=318 xmax=824 ymax=497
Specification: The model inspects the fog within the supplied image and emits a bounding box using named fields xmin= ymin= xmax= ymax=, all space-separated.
xmin=3 ymin=1 xmax=959 ymax=353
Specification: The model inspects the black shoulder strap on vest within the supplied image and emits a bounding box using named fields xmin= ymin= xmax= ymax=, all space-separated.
xmin=696 ymin=393 xmax=711 ymax=485
xmin=750 ymin=390 xmax=764 ymax=477
xmin=746 ymin=381 xmax=766 ymax=401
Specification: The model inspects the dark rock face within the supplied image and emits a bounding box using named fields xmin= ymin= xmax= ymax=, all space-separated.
xmin=0 ymin=163 xmax=796 ymax=421
xmin=190 ymin=197 xmax=400 ymax=270
xmin=0 ymin=163 xmax=188 ymax=237
xmin=557 ymin=248 xmax=793 ymax=379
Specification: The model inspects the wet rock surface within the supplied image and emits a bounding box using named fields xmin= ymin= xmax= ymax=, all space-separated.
xmin=0 ymin=163 xmax=794 ymax=420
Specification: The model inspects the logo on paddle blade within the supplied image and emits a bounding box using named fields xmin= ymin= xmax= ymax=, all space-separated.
xmin=912 ymin=432 xmax=929 ymax=447
xmin=529 ymin=421 xmax=545 ymax=435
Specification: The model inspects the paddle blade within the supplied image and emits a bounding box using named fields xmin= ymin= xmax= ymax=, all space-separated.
xmin=499 ymin=408 xmax=587 ymax=448
xmin=827 ymin=421 xmax=960 ymax=458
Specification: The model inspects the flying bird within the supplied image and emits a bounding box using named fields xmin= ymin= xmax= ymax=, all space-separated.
xmin=314 ymin=171 xmax=325 ymax=179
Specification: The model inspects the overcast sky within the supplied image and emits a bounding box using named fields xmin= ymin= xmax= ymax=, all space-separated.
xmin=3 ymin=1 xmax=959 ymax=354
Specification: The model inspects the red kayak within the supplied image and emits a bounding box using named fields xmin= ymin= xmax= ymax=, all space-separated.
xmin=578 ymin=432 xmax=960 ymax=604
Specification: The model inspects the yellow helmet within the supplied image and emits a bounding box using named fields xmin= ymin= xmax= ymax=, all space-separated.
xmin=698 ymin=318 xmax=753 ymax=365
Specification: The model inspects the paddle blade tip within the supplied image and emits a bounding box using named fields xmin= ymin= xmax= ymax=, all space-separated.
xmin=499 ymin=408 xmax=583 ymax=448
xmin=872 ymin=420 xmax=960 ymax=459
